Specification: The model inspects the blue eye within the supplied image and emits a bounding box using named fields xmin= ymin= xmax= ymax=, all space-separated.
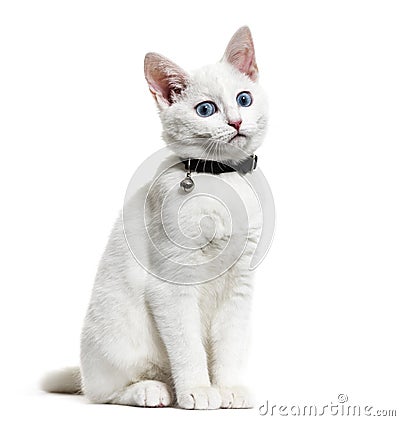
xmin=236 ymin=91 xmax=252 ymax=107
xmin=196 ymin=101 xmax=217 ymax=117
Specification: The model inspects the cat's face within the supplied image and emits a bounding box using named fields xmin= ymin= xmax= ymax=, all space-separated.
xmin=145 ymin=27 xmax=268 ymax=163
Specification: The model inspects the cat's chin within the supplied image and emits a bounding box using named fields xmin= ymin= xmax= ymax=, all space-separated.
xmin=167 ymin=140 xmax=257 ymax=164
xmin=209 ymin=139 xmax=259 ymax=164
xmin=215 ymin=144 xmax=255 ymax=164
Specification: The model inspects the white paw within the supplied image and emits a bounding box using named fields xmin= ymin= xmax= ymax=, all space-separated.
xmin=177 ymin=386 xmax=221 ymax=410
xmin=130 ymin=380 xmax=172 ymax=407
xmin=219 ymin=386 xmax=254 ymax=409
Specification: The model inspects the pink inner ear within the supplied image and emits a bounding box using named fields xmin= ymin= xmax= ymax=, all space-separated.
xmin=238 ymin=49 xmax=255 ymax=74
xmin=228 ymin=48 xmax=258 ymax=81
xmin=144 ymin=53 xmax=189 ymax=106
xmin=147 ymin=70 xmax=171 ymax=105
xmin=223 ymin=27 xmax=259 ymax=81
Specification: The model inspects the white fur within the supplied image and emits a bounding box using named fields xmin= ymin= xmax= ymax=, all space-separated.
xmin=42 ymin=26 xmax=268 ymax=410
xmin=161 ymin=61 xmax=268 ymax=162
xmin=41 ymin=367 xmax=81 ymax=394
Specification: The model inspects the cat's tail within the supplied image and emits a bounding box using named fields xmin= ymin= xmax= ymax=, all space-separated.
xmin=40 ymin=367 xmax=82 ymax=394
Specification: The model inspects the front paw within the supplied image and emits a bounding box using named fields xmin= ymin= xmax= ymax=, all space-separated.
xmin=219 ymin=386 xmax=254 ymax=409
xmin=177 ymin=386 xmax=221 ymax=410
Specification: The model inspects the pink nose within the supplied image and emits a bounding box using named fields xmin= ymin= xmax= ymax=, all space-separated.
xmin=228 ymin=120 xmax=242 ymax=131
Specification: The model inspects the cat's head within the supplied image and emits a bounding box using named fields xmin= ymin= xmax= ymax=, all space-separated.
xmin=144 ymin=27 xmax=268 ymax=163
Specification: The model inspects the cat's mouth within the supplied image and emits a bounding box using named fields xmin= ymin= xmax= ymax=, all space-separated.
xmin=228 ymin=133 xmax=246 ymax=143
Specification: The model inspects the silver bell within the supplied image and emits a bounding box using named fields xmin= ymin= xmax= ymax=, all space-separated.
xmin=180 ymin=174 xmax=195 ymax=193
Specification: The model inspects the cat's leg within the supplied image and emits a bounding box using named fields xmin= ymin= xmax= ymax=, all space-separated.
xmin=147 ymin=281 xmax=221 ymax=410
xmin=81 ymin=351 xmax=173 ymax=407
xmin=109 ymin=380 xmax=172 ymax=407
xmin=210 ymin=277 xmax=255 ymax=409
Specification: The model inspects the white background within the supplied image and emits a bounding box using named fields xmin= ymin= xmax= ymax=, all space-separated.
xmin=0 ymin=0 xmax=399 ymax=419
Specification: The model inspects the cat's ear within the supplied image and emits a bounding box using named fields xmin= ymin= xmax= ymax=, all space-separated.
xmin=144 ymin=53 xmax=190 ymax=108
xmin=223 ymin=26 xmax=258 ymax=81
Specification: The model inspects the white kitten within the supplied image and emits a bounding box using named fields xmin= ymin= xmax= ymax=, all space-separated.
xmin=42 ymin=26 xmax=269 ymax=410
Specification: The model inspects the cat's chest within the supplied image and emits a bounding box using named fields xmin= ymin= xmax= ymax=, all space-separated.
xmin=153 ymin=168 xmax=262 ymax=244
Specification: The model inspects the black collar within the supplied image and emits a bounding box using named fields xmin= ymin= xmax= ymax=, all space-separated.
xmin=181 ymin=155 xmax=257 ymax=175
